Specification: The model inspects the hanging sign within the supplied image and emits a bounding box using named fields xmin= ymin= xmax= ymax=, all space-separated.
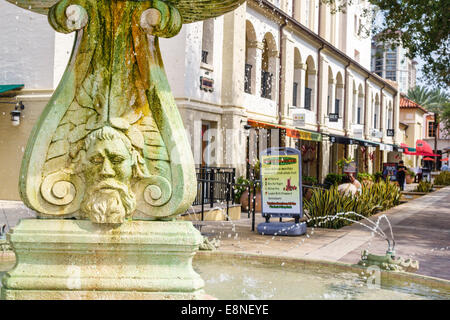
xmin=292 ymin=111 xmax=306 ymax=127
xmin=343 ymin=161 xmax=358 ymax=174
xmin=260 ymin=147 xmax=302 ymax=218
xmin=383 ymin=162 xmax=398 ymax=181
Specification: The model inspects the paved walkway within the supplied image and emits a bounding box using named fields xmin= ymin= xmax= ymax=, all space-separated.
xmin=197 ymin=186 xmax=450 ymax=280
xmin=1 ymin=186 xmax=449 ymax=280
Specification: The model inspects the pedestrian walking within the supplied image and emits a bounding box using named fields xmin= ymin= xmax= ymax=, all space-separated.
xmin=396 ymin=160 xmax=407 ymax=191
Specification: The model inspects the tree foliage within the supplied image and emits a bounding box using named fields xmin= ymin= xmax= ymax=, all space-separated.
xmin=321 ymin=0 xmax=450 ymax=89
xmin=407 ymin=85 xmax=450 ymax=114
xmin=407 ymin=85 xmax=450 ymax=137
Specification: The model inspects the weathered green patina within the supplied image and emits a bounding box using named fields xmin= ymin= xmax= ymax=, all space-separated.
xmin=9 ymin=0 xmax=245 ymax=222
xmin=358 ymin=250 xmax=420 ymax=273
xmin=2 ymin=0 xmax=245 ymax=300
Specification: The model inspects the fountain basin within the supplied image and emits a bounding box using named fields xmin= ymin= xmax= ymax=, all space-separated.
xmin=193 ymin=251 xmax=450 ymax=300
xmin=2 ymin=250 xmax=449 ymax=300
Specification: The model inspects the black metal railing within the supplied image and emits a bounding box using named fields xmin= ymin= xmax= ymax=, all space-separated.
xmin=190 ymin=172 xmax=328 ymax=232
xmin=304 ymin=87 xmax=312 ymax=110
xmin=201 ymin=50 xmax=209 ymax=64
xmin=245 ymin=64 xmax=252 ymax=93
xmin=261 ymin=71 xmax=272 ymax=99
xmin=194 ymin=167 xmax=236 ymax=207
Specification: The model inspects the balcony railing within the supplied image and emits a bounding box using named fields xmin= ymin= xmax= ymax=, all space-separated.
xmin=292 ymin=82 xmax=298 ymax=106
xmin=261 ymin=71 xmax=272 ymax=99
xmin=245 ymin=64 xmax=252 ymax=94
xmin=304 ymin=87 xmax=312 ymax=110
xmin=201 ymin=50 xmax=209 ymax=64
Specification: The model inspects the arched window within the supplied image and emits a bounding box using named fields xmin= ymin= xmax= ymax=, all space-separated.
xmin=201 ymin=19 xmax=214 ymax=65
xmin=244 ymin=21 xmax=257 ymax=94
xmin=374 ymin=93 xmax=380 ymax=129
xmin=261 ymin=33 xmax=277 ymax=100
xmin=387 ymin=102 xmax=393 ymax=130
xmin=357 ymin=84 xmax=364 ymax=125
xmin=292 ymin=48 xmax=302 ymax=107
xmin=335 ymin=72 xmax=344 ymax=117
xmin=305 ymin=56 xmax=316 ymax=111
xmin=327 ymin=67 xmax=334 ymax=114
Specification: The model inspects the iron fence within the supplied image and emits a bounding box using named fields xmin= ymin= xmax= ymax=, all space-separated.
xmin=194 ymin=167 xmax=236 ymax=207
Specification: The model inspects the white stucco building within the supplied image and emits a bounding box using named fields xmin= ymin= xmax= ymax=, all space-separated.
xmin=0 ymin=0 xmax=402 ymax=200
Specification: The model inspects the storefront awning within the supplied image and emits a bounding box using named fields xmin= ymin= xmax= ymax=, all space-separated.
xmin=328 ymin=135 xmax=378 ymax=147
xmin=400 ymin=141 xmax=440 ymax=156
xmin=0 ymin=84 xmax=24 ymax=94
xmin=247 ymin=119 xmax=322 ymax=142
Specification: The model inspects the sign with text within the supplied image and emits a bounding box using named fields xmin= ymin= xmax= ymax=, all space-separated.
xmin=292 ymin=111 xmax=306 ymax=127
xmin=343 ymin=161 xmax=358 ymax=174
xmin=329 ymin=113 xmax=339 ymax=122
xmin=260 ymin=148 xmax=302 ymax=218
xmin=383 ymin=162 xmax=398 ymax=181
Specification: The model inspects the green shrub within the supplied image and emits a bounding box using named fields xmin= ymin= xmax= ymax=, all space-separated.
xmin=302 ymin=176 xmax=318 ymax=185
xmin=414 ymin=180 xmax=433 ymax=192
xmin=373 ymin=171 xmax=383 ymax=182
xmin=357 ymin=173 xmax=372 ymax=181
xmin=324 ymin=173 xmax=345 ymax=186
xmin=304 ymin=181 xmax=401 ymax=229
xmin=434 ymin=171 xmax=450 ymax=185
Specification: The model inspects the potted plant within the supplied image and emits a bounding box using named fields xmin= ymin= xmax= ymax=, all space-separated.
xmin=406 ymin=169 xmax=415 ymax=184
xmin=239 ymin=160 xmax=262 ymax=212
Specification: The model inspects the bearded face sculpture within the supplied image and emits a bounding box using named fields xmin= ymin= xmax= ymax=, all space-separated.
xmin=81 ymin=126 xmax=140 ymax=223
xmin=16 ymin=0 xmax=246 ymax=225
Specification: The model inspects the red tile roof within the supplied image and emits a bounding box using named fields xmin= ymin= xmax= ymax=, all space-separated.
xmin=400 ymin=95 xmax=428 ymax=113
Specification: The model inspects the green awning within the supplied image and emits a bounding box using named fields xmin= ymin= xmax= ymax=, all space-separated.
xmin=0 ymin=84 xmax=24 ymax=94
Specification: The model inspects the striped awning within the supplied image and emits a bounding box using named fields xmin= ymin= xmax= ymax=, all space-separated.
xmin=247 ymin=119 xmax=322 ymax=142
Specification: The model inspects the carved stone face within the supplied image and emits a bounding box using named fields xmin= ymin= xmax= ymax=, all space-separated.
xmin=85 ymin=139 xmax=133 ymax=186
xmin=81 ymin=127 xmax=137 ymax=224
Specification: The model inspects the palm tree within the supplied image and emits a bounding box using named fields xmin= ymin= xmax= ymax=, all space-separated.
xmin=407 ymin=86 xmax=450 ymax=169
xmin=407 ymin=86 xmax=449 ymax=114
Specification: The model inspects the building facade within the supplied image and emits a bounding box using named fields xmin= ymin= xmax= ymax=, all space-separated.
xmin=1 ymin=0 xmax=402 ymax=200
xmin=371 ymin=37 xmax=417 ymax=94
xmin=399 ymin=95 xmax=427 ymax=169
xmin=160 ymin=0 xmax=401 ymax=181
xmin=423 ymin=113 xmax=450 ymax=169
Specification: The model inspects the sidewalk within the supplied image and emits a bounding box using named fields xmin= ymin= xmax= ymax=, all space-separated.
xmin=1 ymin=186 xmax=449 ymax=280
xmin=197 ymin=185 xmax=450 ymax=280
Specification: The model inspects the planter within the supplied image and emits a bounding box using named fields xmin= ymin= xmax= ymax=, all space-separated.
xmin=240 ymin=190 xmax=261 ymax=212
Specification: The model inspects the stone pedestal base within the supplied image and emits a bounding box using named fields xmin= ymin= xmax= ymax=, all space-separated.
xmin=1 ymin=219 xmax=205 ymax=300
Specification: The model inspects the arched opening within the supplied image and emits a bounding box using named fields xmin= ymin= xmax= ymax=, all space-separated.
xmin=327 ymin=66 xmax=334 ymax=114
xmin=357 ymin=84 xmax=364 ymax=125
xmin=305 ymin=55 xmax=316 ymax=111
xmin=335 ymin=72 xmax=344 ymax=117
xmin=374 ymin=93 xmax=380 ymax=129
xmin=292 ymin=48 xmax=302 ymax=107
xmin=201 ymin=19 xmax=214 ymax=65
xmin=387 ymin=101 xmax=393 ymax=130
xmin=261 ymin=33 xmax=277 ymax=100
xmin=244 ymin=21 xmax=257 ymax=94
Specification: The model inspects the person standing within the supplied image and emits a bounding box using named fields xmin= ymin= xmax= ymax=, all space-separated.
xmin=396 ymin=160 xmax=407 ymax=191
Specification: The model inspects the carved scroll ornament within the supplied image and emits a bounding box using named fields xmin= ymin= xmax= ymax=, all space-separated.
xmin=11 ymin=0 xmax=245 ymax=223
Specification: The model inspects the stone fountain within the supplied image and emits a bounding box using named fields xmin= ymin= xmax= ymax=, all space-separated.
xmin=1 ymin=0 xmax=245 ymax=300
